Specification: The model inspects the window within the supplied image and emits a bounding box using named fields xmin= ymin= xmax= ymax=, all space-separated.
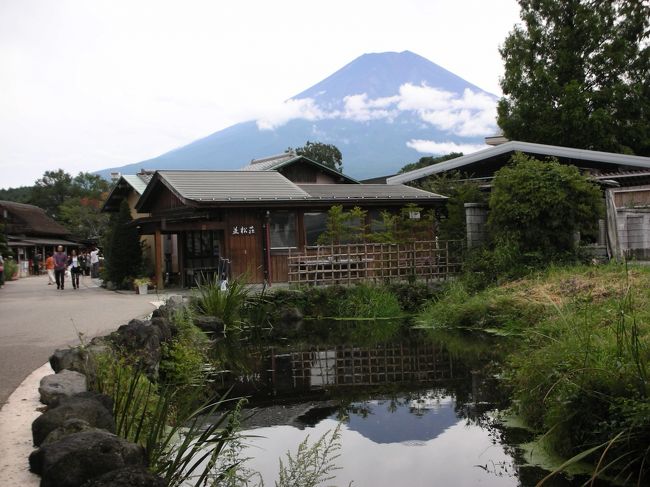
xmin=184 ymin=230 xmax=221 ymax=268
xmin=304 ymin=212 xmax=327 ymax=246
xmin=270 ymin=212 xmax=296 ymax=249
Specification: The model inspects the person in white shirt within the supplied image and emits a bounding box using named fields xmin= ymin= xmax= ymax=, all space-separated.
xmin=90 ymin=248 xmax=100 ymax=278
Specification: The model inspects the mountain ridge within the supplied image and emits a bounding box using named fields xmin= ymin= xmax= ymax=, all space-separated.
xmin=97 ymin=51 xmax=496 ymax=179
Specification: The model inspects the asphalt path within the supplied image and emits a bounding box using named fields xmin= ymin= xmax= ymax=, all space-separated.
xmin=0 ymin=273 xmax=161 ymax=408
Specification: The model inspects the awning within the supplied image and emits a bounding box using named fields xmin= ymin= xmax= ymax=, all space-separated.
xmin=7 ymin=237 xmax=79 ymax=247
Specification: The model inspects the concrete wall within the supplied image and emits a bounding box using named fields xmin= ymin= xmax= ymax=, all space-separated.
xmin=464 ymin=203 xmax=488 ymax=248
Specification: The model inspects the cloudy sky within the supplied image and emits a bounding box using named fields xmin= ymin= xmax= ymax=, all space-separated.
xmin=0 ymin=0 xmax=520 ymax=189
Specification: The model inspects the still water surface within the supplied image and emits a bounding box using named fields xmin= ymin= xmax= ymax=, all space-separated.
xmin=214 ymin=329 xmax=583 ymax=486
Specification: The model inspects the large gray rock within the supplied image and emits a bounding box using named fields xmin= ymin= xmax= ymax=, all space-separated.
xmin=32 ymin=394 xmax=115 ymax=447
xmin=29 ymin=430 xmax=145 ymax=487
xmin=41 ymin=418 xmax=103 ymax=445
xmin=81 ymin=466 xmax=167 ymax=487
xmin=39 ymin=370 xmax=88 ymax=405
xmin=109 ymin=319 xmax=167 ymax=379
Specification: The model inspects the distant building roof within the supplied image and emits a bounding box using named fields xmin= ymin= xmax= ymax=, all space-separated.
xmin=387 ymin=141 xmax=650 ymax=185
xmin=102 ymin=171 xmax=154 ymax=212
xmin=0 ymin=200 xmax=70 ymax=237
xmin=298 ymin=184 xmax=446 ymax=201
xmin=241 ymin=153 xmax=359 ymax=183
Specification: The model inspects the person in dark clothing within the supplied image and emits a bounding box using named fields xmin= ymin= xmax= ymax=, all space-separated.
xmin=53 ymin=245 xmax=67 ymax=290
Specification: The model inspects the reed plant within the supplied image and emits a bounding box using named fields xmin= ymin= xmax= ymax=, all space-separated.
xmin=193 ymin=276 xmax=249 ymax=335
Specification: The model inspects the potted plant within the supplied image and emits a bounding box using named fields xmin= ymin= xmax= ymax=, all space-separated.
xmin=134 ymin=277 xmax=151 ymax=295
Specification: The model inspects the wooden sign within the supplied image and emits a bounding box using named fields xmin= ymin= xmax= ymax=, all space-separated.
xmin=232 ymin=225 xmax=256 ymax=236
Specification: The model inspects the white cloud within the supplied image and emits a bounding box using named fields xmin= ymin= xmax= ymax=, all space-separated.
xmin=255 ymin=83 xmax=497 ymax=137
xmin=341 ymin=94 xmax=398 ymax=122
xmin=256 ymin=98 xmax=325 ymax=130
xmin=406 ymin=140 xmax=488 ymax=155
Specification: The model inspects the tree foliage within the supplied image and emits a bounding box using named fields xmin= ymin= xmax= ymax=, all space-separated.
xmin=488 ymin=153 xmax=603 ymax=254
xmin=421 ymin=171 xmax=486 ymax=241
xmin=399 ymin=152 xmax=463 ymax=174
xmin=289 ymin=141 xmax=343 ymax=172
xmin=498 ymin=0 xmax=650 ymax=155
xmin=102 ymin=199 xmax=142 ymax=287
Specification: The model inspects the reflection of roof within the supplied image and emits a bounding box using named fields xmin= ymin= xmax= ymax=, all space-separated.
xmin=0 ymin=200 xmax=70 ymax=236
xmin=298 ymin=184 xmax=446 ymax=200
xmin=387 ymin=140 xmax=650 ymax=185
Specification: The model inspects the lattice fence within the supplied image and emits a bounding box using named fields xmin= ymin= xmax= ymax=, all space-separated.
xmin=287 ymin=240 xmax=462 ymax=285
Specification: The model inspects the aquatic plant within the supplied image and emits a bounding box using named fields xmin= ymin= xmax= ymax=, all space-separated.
xmin=193 ymin=276 xmax=249 ymax=334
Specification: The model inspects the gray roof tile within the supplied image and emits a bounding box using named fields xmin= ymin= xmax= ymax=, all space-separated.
xmin=158 ymin=171 xmax=310 ymax=202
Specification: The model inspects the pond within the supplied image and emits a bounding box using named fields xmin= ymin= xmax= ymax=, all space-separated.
xmin=211 ymin=327 xmax=596 ymax=486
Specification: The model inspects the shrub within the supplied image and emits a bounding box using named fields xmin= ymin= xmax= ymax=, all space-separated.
xmin=336 ymin=283 xmax=403 ymax=319
xmin=488 ymin=153 xmax=603 ymax=255
xmin=3 ymin=258 xmax=18 ymax=280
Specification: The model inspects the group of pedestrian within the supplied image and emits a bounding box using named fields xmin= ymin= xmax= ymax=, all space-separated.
xmin=46 ymin=246 xmax=100 ymax=290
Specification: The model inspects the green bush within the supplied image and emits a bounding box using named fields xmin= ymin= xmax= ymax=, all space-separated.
xmin=337 ymin=283 xmax=403 ymax=319
xmin=488 ymin=153 xmax=603 ymax=255
xmin=3 ymin=258 xmax=18 ymax=280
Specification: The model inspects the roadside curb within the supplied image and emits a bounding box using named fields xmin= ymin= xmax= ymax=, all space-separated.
xmin=0 ymin=362 xmax=52 ymax=487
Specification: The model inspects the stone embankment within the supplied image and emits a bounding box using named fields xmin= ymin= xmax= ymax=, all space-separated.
xmin=27 ymin=304 xmax=179 ymax=487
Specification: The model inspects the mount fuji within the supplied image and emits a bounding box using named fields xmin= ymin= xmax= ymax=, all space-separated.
xmin=98 ymin=50 xmax=497 ymax=179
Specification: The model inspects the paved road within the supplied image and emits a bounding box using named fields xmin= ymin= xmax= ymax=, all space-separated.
xmin=0 ymin=274 xmax=161 ymax=408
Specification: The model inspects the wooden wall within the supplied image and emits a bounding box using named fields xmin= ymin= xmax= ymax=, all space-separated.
xmin=224 ymin=209 xmax=265 ymax=283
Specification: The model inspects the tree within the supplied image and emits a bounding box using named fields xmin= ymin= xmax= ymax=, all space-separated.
xmin=289 ymin=141 xmax=343 ymax=172
xmin=398 ymin=153 xmax=463 ymax=175
xmin=30 ymin=169 xmax=74 ymax=218
xmin=421 ymin=171 xmax=486 ymax=241
xmin=58 ymin=197 xmax=110 ymax=240
xmin=102 ymin=199 xmax=142 ymax=287
xmin=498 ymin=0 xmax=650 ymax=156
xmin=488 ymin=153 xmax=603 ymax=254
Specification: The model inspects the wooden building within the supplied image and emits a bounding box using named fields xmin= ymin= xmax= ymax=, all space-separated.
xmin=388 ymin=139 xmax=650 ymax=260
xmin=0 ymin=200 xmax=77 ymax=277
xmin=128 ymin=155 xmax=446 ymax=288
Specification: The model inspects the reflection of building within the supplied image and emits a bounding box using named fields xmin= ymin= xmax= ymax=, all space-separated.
xmin=0 ymin=200 xmax=77 ymax=277
xmin=289 ymin=342 xmax=456 ymax=389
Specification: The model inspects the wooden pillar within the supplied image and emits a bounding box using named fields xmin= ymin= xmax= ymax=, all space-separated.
xmin=155 ymin=229 xmax=164 ymax=290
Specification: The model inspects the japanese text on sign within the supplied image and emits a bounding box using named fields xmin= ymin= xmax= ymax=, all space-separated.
xmin=232 ymin=225 xmax=256 ymax=236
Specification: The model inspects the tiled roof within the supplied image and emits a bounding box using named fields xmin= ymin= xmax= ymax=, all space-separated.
xmin=298 ymin=184 xmax=446 ymax=200
xmin=122 ymin=173 xmax=152 ymax=195
xmin=387 ymin=140 xmax=650 ymax=185
xmin=157 ymin=170 xmax=310 ymax=202
xmin=241 ymin=153 xmax=299 ymax=171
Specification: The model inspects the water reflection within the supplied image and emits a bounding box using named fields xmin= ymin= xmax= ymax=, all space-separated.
xmin=212 ymin=331 xmax=586 ymax=486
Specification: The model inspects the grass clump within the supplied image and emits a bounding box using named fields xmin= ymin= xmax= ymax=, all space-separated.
xmin=336 ymin=283 xmax=403 ymax=319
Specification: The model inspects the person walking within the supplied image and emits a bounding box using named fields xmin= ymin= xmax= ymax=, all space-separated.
xmin=90 ymin=247 xmax=99 ymax=278
xmin=53 ymin=245 xmax=67 ymax=290
xmin=45 ymin=252 xmax=55 ymax=285
xmin=68 ymin=249 xmax=82 ymax=289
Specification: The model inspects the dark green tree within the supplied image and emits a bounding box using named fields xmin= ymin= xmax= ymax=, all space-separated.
xmin=30 ymin=169 xmax=74 ymax=218
xmin=498 ymin=0 xmax=650 ymax=155
xmin=0 ymin=223 xmax=10 ymax=256
xmin=102 ymin=199 xmax=142 ymax=287
xmin=421 ymin=171 xmax=486 ymax=241
xmin=399 ymin=152 xmax=463 ymax=175
xmin=289 ymin=141 xmax=343 ymax=172
xmin=488 ymin=153 xmax=603 ymax=254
